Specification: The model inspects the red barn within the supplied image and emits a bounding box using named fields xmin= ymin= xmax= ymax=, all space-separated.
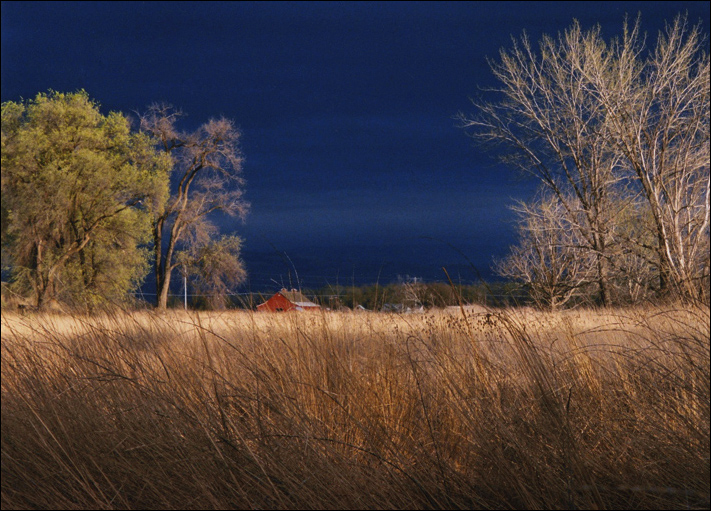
xmin=256 ymin=288 xmax=321 ymax=312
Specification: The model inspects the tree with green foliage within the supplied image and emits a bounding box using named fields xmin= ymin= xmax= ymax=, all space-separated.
xmin=1 ymin=91 xmax=170 ymax=308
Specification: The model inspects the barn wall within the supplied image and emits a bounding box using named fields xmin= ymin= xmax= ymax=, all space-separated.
xmin=257 ymin=293 xmax=295 ymax=312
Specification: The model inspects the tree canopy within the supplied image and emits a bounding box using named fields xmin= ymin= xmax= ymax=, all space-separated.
xmin=139 ymin=104 xmax=249 ymax=309
xmin=1 ymin=90 xmax=171 ymax=308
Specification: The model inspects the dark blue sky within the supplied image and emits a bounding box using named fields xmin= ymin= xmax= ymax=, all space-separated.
xmin=2 ymin=1 xmax=710 ymax=290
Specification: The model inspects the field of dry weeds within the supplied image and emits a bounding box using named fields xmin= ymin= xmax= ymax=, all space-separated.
xmin=1 ymin=305 xmax=709 ymax=509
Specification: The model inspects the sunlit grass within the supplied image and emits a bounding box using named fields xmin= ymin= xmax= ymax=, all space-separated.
xmin=2 ymin=305 xmax=709 ymax=509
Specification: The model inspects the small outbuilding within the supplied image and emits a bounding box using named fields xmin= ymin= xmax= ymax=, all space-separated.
xmin=256 ymin=288 xmax=321 ymax=312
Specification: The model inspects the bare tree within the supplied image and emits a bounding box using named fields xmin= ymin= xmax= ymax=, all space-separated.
xmin=398 ymin=276 xmax=427 ymax=310
xmin=581 ymin=15 xmax=710 ymax=301
xmin=462 ymin=14 xmax=710 ymax=305
xmin=494 ymin=194 xmax=595 ymax=310
xmin=459 ymin=21 xmax=627 ymax=306
xmin=140 ymin=104 xmax=249 ymax=309
xmin=176 ymin=234 xmax=246 ymax=309
xmin=599 ymin=195 xmax=658 ymax=304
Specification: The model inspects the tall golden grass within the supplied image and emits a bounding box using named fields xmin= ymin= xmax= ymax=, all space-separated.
xmin=1 ymin=305 xmax=709 ymax=509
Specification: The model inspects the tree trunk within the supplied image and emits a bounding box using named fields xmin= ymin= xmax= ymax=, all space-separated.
xmin=157 ymin=273 xmax=171 ymax=309
xmin=32 ymin=240 xmax=49 ymax=309
xmin=35 ymin=274 xmax=52 ymax=310
xmin=154 ymin=226 xmax=164 ymax=308
xmin=657 ymin=236 xmax=671 ymax=300
xmin=154 ymin=220 xmax=179 ymax=309
xmin=596 ymin=252 xmax=611 ymax=307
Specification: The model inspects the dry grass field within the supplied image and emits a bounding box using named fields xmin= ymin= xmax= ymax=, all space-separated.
xmin=1 ymin=305 xmax=709 ymax=509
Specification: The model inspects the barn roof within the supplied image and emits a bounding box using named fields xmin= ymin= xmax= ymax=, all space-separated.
xmin=279 ymin=288 xmax=319 ymax=307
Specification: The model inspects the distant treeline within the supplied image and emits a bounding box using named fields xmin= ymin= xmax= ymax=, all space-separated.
xmin=165 ymin=280 xmax=529 ymax=311
xmin=303 ymin=281 xmax=525 ymax=310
